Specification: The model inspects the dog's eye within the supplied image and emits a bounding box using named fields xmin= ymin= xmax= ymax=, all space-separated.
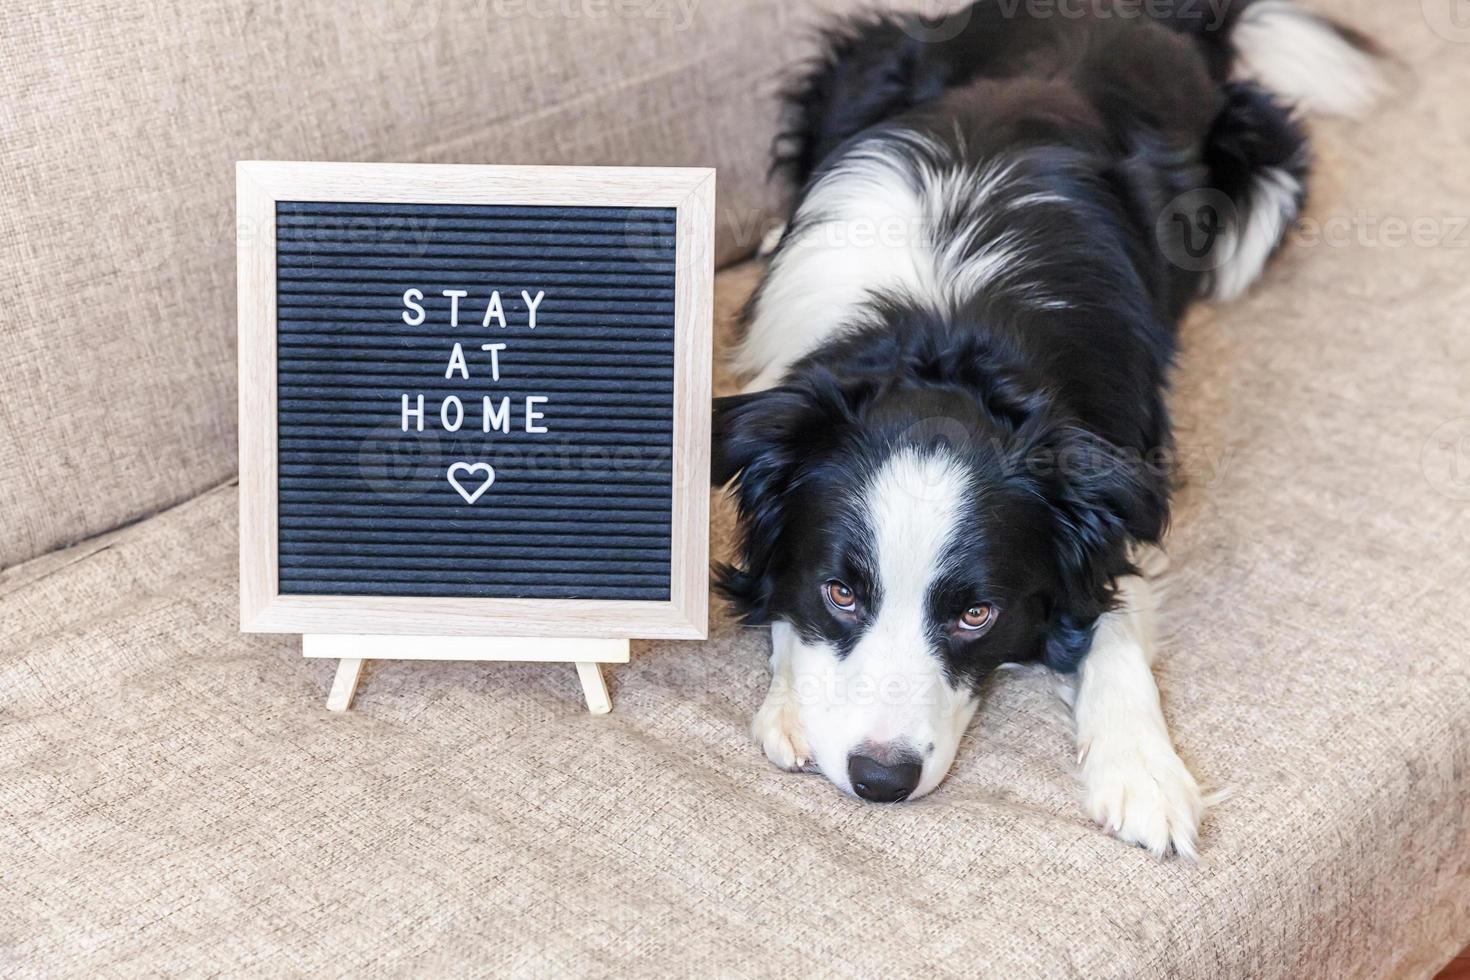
xmin=958 ymin=604 xmax=996 ymax=633
xmin=824 ymin=580 xmax=857 ymax=612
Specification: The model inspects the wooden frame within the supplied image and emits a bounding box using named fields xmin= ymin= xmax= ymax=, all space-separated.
xmin=237 ymin=161 xmax=714 ymax=710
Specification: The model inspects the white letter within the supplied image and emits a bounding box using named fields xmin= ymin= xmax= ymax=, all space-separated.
xmin=483 ymin=396 xmax=511 ymax=434
xmin=525 ymin=395 xmax=549 ymax=433
xmin=479 ymin=342 xmax=506 ymax=381
xmin=445 ymin=342 xmax=469 ymax=379
xmin=400 ymin=394 xmax=424 ymax=432
xmin=482 ymin=290 xmax=507 ymax=329
xmin=521 ymin=289 xmax=545 ymax=329
xmin=402 ymin=289 xmax=425 ymax=326
xmin=440 ymin=395 xmax=464 ymax=432
xmin=442 ymin=289 xmax=468 ymax=327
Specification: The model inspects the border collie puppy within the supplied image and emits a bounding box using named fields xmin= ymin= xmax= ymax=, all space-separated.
xmin=713 ymin=0 xmax=1382 ymax=856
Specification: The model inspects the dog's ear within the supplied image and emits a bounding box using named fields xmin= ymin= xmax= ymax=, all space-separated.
xmin=1017 ymin=422 xmax=1169 ymax=671
xmin=711 ymin=375 xmax=856 ymax=623
xmin=712 ymin=390 xmax=779 ymax=488
xmin=711 ymin=376 xmax=857 ymax=487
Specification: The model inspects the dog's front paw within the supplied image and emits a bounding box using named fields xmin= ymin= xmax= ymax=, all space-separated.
xmin=751 ymin=687 xmax=811 ymax=772
xmin=1081 ymin=737 xmax=1204 ymax=859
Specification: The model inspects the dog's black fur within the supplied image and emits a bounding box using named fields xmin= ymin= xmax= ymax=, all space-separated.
xmin=714 ymin=0 xmax=1360 ymax=676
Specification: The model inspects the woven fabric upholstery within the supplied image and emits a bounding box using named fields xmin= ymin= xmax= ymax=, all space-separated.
xmin=4 ymin=241 xmax=1469 ymax=979
xmin=0 ymin=0 xmax=839 ymax=568
xmin=2 ymin=0 xmax=1467 ymax=974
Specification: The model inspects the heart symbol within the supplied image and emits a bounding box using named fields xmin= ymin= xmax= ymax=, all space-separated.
xmin=446 ymin=462 xmax=495 ymax=504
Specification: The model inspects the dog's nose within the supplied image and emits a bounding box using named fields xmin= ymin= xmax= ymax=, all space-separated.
xmin=848 ymin=752 xmax=922 ymax=803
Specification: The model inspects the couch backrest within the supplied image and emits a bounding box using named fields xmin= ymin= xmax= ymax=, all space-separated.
xmin=0 ymin=0 xmax=848 ymax=569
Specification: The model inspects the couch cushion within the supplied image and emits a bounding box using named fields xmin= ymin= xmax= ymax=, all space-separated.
xmin=0 ymin=0 xmax=850 ymax=569
xmin=3 ymin=245 xmax=1468 ymax=974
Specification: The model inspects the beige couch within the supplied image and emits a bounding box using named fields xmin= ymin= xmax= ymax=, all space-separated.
xmin=3 ymin=0 xmax=1467 ymax=975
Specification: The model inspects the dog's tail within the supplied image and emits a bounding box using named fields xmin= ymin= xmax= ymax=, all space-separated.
xmin=1188 ymin=1 xmax=1386 ymax=299
xmin=1226 ymin=0 xmax=1387 ymax=119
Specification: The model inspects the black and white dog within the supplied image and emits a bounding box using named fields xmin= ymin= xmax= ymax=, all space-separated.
xmin=713 ymin=0 xmax=1382 ymax=856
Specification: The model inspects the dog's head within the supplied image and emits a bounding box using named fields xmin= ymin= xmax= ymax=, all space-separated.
xmin=714 ymin=337 xmax=1166 ymax=802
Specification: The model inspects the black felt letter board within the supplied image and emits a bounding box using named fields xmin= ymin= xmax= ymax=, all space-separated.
xmin=274 ymin=201 xmax=676 ymax=600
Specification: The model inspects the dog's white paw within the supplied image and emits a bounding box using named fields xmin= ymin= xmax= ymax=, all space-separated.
xmin=751 ymin=687 xmax=811 ymax=772
xmin=1081 ymin=737 xmax=1204 ymax=859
